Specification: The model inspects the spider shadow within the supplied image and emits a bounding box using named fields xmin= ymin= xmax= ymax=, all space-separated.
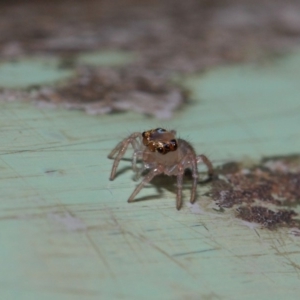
xmin=134 ymin=174 xmax=176 ymax=203
xmin=109 ymin=157 xmax=213 ymax=204
xmin=113 ymin=166 xmax=132 ymax=178
xmin=129 ymin=169 xmax=209 ymax=204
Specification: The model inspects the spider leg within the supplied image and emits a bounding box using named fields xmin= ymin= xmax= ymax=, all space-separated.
xmin=176 ymin=164 xmax=184 ymax=210
xmin=108 ymin=132 xmax=142 ymax=180
xmin=196 ymin=154 xmax=214 ymax=183
xmin=107 ymin=141 xmax=122 ymax=159
xmin=108 ymin=132 xmax=140 ymax=159
xmin=128 ymin=166 xmax=163 ymax=203
xmin=190 ymin=157 xmax=199 ymax=204
xmin=132 ymin=150 xmax=144 ymax=180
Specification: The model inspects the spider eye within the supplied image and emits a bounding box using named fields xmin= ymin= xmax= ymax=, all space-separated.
xmin=157 ymin=147 xmax=164 ymax=153
xmin=155 ymin=128 xmax=166 ymax=133
xmin=170 ymin=139 xmax=178 ymax=151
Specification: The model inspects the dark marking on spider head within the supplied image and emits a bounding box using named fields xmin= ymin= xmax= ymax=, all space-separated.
xmin=142 ymin=128 xmax=178 ymax=154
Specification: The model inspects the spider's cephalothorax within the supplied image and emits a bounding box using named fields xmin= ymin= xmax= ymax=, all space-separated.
xmin=108 ymin=128 xmax=213 ymax=210
xmin=142 ymin=128 xmax=177 ymax=154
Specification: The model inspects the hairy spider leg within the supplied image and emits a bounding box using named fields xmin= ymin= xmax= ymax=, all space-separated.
xmin=175 ymin=152 xmax=199 ymax=207
xmin=132 ymin=150 xmax=144 ymax=180
xmin=190 ymin=156 xmax=199 ymax=204
xmin=128 ymin=166 xmax=163 ymax=203
xmin=196 ymin=154 xmax=214 ymax=183
xmin=176 ymin=163 xmax=185 ymax=210
xmin=108 ymin=132 xmax=142 ymax=180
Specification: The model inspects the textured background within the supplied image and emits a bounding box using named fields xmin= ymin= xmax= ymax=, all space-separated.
xmin=1 ymin=49 xmax=300 ymax=299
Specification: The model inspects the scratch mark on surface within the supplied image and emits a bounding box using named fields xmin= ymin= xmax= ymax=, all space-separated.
xmin=172 ymin=248 xmax=218 ymax=257
xmin=254 ymin=229 xmax=260 ymax=238
xmin=85 ymin=232 xmax=116 ymax=279
xmin=109 ymin=210 xmax=145 ymax=265
xmin=0 ymin=136 xmax=111 ymax=156
xmin=127 ymin=231 xmax=195 ymax=277
xmin=158 ymin=208 xmax=277 ymax=284
xmin=271 ymin=244 xmax=300 ymax=277
xmin=45 ymin=169 xmax=64 ymax=175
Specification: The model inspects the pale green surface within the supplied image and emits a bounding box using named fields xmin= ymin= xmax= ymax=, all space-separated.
xmin=1 ymin=52 xmax=300 ymax=300
xmin=0 ymin=58 xmax=74 ymax=88
xmin=77 ymin=51 xmax=136 ymax=67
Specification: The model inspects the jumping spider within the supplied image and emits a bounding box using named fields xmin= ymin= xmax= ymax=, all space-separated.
xmin=108 ymin=128 xmax=213 ymax=210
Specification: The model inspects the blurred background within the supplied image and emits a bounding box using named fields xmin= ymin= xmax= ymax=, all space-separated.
xmin=1 ymin=0 xmax=300 ymax=117
xmin=1 ymin=1 xmax=300 ymax=300
xmin=2 ymin=0 xmax=300 ymax=69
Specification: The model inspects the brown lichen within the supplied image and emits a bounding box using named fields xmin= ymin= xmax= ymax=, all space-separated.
xmin=1 ymin=0 xmax=300 ymax=72
xmin=211 ymin=155 xmax=300 ymax=229
xmin=236 ymin=206 xmax=297 ymax=229
xmin=34 ymin=67 xmax=187 ymax=119
xmin=1 ymin=0 xmax=300 ymax=117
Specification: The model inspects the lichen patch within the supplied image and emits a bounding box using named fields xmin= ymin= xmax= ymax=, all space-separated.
xmin=211 ymin=155 xmax=300 ymax=229
xmin=34 ymin=67 xmax=188 ymax=119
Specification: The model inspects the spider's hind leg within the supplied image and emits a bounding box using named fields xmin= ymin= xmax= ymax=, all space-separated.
xmin=196 ymin=154 xmax=214 ymax=183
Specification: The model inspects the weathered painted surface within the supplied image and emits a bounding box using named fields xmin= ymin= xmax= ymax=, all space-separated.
xmin=1 ymin=51 xmax=300 ymax=300
xmin=77 ymin=51 xmax=136 ymax=67
xmin=0 ymin=58 xmax=74 ymax=88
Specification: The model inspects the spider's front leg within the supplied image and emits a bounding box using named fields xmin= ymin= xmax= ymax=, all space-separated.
xmin=132 ymin=150 xmax=145 ymax=181
xmin=189 ymin=157 xmax=199 ymax=204
xmin=108 ymin=132 xmax=142 ymax=180
xmin=177 ymin=153 xmax=199 ymax=206
xmin=128 ymin=166 xmax=163 ymax=203
xmin=176 ymin=164 xmax=185 ymax=210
